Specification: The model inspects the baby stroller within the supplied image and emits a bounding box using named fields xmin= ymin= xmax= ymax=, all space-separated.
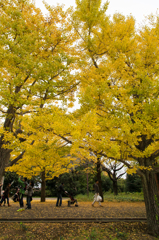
xmin=11 ymin=187 xmax=19 ymax=202
xmin=66 ymin=192 xmax=78 ymax=207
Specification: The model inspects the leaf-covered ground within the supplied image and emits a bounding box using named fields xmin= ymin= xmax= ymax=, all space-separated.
xmin=0 ymin=200 xmax=156 ymax=239
xmin=0 ymin=222 xmax=157 ymax=239
xmin=0 ymin=200 xmax=146 ymax=219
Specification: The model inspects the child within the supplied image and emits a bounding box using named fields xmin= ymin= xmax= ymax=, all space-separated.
xmin=0 ymin=183 xmax=11 ymax=207
xmin=26 ymin=181 xmax=34 ymax=209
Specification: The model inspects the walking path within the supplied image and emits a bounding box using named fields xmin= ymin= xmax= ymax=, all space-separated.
xmin=0 ymin=198 xmax=146 ymax=221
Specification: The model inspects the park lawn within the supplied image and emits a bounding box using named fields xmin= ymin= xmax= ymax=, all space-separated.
xmin=32 ymin=192 xmax=144 ymax=203
xmin=25 ymin=192 xmax=144 ymax=206
xmin=0 ymin=222 xmax=157 ymax=240
xmin=75 ymin=192 xmax=144 ymax=202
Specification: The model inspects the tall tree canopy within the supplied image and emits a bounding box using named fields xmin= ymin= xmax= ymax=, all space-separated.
xmin=68 ymin=0 xmax=159 ymax=235
xmin=0 ymin=0 xmax=77 ymax=181
xmin=7 ymin=106 xmax=74 ymax=179
xmin=1 ymin=0 xmax=159 ymax=235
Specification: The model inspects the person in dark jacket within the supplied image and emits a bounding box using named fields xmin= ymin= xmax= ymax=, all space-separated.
xmin=92 ymin=180 xmax=103 ymax=207
xmin=0 ymin=183 xmax=11 ymax=207
xmin=56 ymin=183 xmax=67 ymax=207
xmin=26 ymin=181 xmax=34 ymax=209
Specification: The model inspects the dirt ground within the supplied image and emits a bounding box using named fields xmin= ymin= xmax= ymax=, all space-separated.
xmin=0 ymin=200 xmax=156 ymax=240
xmin=0 ymin=222 xmax=157 ymax=240
xmin=0 ymin=200 xmax=146 ymax=219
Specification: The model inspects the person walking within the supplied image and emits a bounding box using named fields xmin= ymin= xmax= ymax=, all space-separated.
xmin=17 ymin=176 xmax=28 ymax=212
xmin=56 ymin=183 xmax=67 ymax=207
xmin=0 ymin=183 xmax=11 ymax=207
xmin=26 ymin=181 xmax=34 ymax=209
xmin=92 ymin=180 xmax=103 ymax=207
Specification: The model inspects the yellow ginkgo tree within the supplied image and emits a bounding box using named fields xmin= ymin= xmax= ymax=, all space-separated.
xmin=1 ymin=0 xmax=159 ymax=235
xmin=68 ymin=0 xmax=159 ymax=235
xmin=7 ymin=106 xmax=75 ymax=201
xmin=0 ymin=0 xmax=78 ymax=183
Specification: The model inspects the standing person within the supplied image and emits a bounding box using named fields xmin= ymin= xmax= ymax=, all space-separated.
xmin=26 ymin=181 xmax=34 ymax=209
xmin=92 ymin=180 xmax=103 ymax=207
xmin=0 ymin=183 xmax=11 ymax=207
xmin=17 ymin=176 xmax=27 ymax=212
xmin=56 ymin=183 xmax=67 ymax=207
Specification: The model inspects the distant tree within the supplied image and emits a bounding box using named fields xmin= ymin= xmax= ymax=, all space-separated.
xmin=102 ymin=160 xmax=126 ymax=195
xmin=46 ymin=165 xmax=96 ymax=196
xmin=101 ymin=174 xmax=112 ymax=192
xmin=3 ymin=171 xmax=19 ymax=191
xmin=125 ymin=173 xmax=142 ymax=193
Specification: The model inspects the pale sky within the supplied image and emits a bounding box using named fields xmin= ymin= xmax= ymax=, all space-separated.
xmin=35 ymin=0 xmax=159 ymax=25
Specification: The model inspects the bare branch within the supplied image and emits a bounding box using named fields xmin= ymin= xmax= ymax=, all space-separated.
xmin=7 ymin=151 xmax=25 ymax=167
xmin=117 ymin=172 xmax=126 ymax=179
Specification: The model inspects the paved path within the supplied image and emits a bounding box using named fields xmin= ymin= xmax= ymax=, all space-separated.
xmin=0 ymin=199 xmax=146 ymax=220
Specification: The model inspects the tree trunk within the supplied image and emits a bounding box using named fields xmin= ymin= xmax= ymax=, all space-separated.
xmin=155 ymin=173 xmax=159 ymax=192
xmin=97 ymin=158 xmax=104 ymax=202
xmin=0 ymin=148 xmax=11 ymax=182
xmin=0 ymin=105 xmax=16 ymax=181
xmin=41 ymin=170 xmax=46 ymax=202
xmin=113 ymin=180 xmax=118 ymax=195
xmin=141 ymin=170 xmax=159 ymax=236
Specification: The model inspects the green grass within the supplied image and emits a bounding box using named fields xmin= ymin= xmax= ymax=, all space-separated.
xmin=76 ymin=192 xmax=144 ymax=202
xmin=33 ymin=191 xmax=144 ymax=202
